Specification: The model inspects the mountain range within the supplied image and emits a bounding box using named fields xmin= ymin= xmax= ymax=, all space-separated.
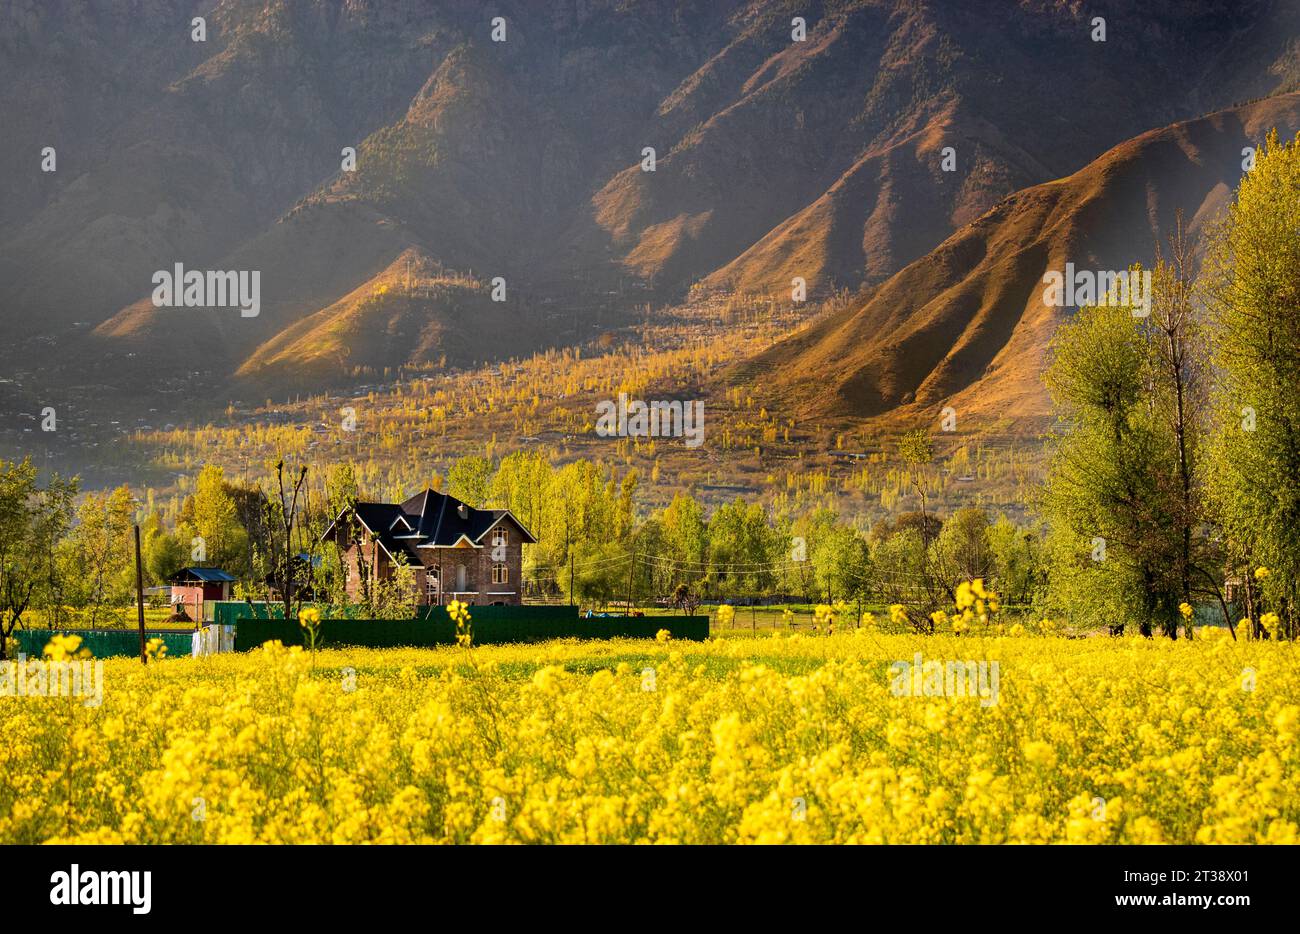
xmin=740 ymin=91 xmax=1300 ymax=429
xmin=2 ymin=0 xmax=1299 ymax=429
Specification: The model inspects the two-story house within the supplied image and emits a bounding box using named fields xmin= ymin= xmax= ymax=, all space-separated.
xmin=322 ymin=489 xmax=537 ymax=606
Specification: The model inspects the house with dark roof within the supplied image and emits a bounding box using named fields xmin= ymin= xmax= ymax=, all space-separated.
xmin=322 ymin=489 xmax=537 ymax=606
xmin=170 ymin=567 xmax=238 ymax=622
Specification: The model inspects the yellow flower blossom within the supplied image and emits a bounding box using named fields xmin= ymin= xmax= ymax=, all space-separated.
xmin=2 ymin=629 xmax=1296 ymax=844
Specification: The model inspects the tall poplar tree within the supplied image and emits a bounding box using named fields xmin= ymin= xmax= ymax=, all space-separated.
xmin=1204 ymin=130 xmax=1300 ymax=639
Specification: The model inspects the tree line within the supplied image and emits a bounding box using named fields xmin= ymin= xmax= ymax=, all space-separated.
xmin=1039 ymin=131 xmax=1300 ymax=639
xmin=0 ymin=441 xmax=1045 ymax=655
xmin=3 ymin=134 xmax=1296 ymax=649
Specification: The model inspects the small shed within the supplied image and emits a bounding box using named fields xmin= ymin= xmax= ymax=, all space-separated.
xmin=170 ymin=567 xmax=237 ymax=623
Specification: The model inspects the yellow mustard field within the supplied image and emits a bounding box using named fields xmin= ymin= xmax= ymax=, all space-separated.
xmin=1 ymin=629 xmax=1297 ymax=844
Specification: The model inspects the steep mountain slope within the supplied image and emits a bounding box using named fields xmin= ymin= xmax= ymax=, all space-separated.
xmin=0 ymin=0 xmax=452 ymax=348
xmin=43 ymin=1 xmax=741 ymax=389
xmin=589 ymin=0 xmax=1300 ymax=295
xmin=4 ymin=0 xmax=1300 ymax=406
xmin=737 ymin=93 xmax=1300 ymax=431
xmin=233 ymin=248 xmax=546 ymax=386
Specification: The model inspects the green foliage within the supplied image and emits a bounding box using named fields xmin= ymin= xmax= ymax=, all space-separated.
xmin=870 ymin=526 xmax=927 ymax=608
xmin=183 ymin=465 xmax=248 ymax=573
xmin=0 ymin=458 xmax=77 ymax=655
xmin=812 ymin=523 xmax=871 ymax=604
xmin=1204 ymin=131 xmax=1300 ymax=638
xmin=898 ymin=429 xmax=934 ymax=466
xmin=931 ymin=507 xmax=993 ymax=585
xmin=65 ymin=485 xmax=137 ymax=627
xmin=446 ymin=455 xmax=493 ymax=508
xmin=987 ymin=515 xmax=1043 ymax=606
xmin=708 ymin=498 xmax=780 ymax=601
xmin=141 ymin=512 xmax=186 ymax=586
xmin=1040 ymin=293 xmax=1185 ymax=635
xmin=325 ymin=463 xmax=359 ymax=519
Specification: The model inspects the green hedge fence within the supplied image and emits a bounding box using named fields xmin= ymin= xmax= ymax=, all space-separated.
xmin=232 ymin=607 xmax=709 ymax=651
xmin=12 ymin=629 xmax=193 ymax=659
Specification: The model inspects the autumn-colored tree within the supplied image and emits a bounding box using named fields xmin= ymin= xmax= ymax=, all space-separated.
xmin=187 ymin=465 xmax=246 ymax=572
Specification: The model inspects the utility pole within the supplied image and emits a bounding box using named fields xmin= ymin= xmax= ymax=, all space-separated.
xmin=625 ymin=530 xmax=638 ymax=616
xmin=626 ymin=550 xmax=636 ymax=616
xmin=134 ymin=525 xmax=146 ymax=665
xmin=564 ymin=504 xmax=574 ymax=608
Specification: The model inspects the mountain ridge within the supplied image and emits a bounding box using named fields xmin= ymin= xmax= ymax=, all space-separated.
xmin=3 ymin=0 xmax=1300 ymax=416
xmin=735 ymin=92 xmax=1300 ymax=431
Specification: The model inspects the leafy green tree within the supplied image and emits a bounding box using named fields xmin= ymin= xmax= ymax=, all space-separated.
xmin=814 ymin=523 xmax=871 ymax=609
xmin=987 ymin=516 xmax=1043 ymax=606
xmin=631 ymin=516 xmax=670 ymax=602
xmin=67 ymin=485 xmax=136 ymax=627
xmin=658 ymin=493 xmax=709 ymax=594
xmin=870 ymin=527 xmax=927 ymax=626
xmin=0 ymin=458 xmax=77 ymax=655
xmin=489 ymin=451 xmax=551 ymax=543
xmin=141 ymin=512 xmax=187 ymax=587
xmin=325 ymin=463 xmax=360 ymax=520
xmin=563 ymin=541 xmax=624 ymax=610
xmin=1041 ymin=296 xmax=1183 ymax=635
xmin=187 ymin=465 xmax=247 ymax=572
xmin=898 ymin=430 xmax=936 ymax=520
xmin=1147 ymin=223 xmax=1218 ymax=637
xmin=791 ymin=507 xmax=837 ymax=602
xmin=446 ymin=455 xmax=494 ymax=508
xmin=931 ymin=508 xmax=994 ymax=592
xmin=889 ymin=511 xmax=942 ymax=547
xmin=224 ymin=481 xmax=269 ymax=579
xmin=1204 ymin=131 xmax=1300 ymax=639
xmin=708 ymin=498 xmax=775 ymax=604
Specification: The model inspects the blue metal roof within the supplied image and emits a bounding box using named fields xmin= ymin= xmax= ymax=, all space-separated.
xmin=174 ymin=567 xmax=238 ymax=583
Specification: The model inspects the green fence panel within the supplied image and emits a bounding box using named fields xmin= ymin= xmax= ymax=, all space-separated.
xmin=234 ymin=611 xmax=709 ymax=650
xmin=13 ymin=629 xmax=193 ymax=659
xmin=212 ymin=601 xmax=373 ymax=629
xmin=414 ymin=604 xmax=579 ymax=623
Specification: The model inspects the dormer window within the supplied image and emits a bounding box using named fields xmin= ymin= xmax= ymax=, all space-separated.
xmin=492 ymin=529 xmax=508 ymax=548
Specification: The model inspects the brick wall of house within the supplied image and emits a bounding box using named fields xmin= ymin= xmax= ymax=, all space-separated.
xmin=411 ymin=530 xmax=523 ymax=606
xmin=343 ymin=538 xmax=393 ymax=602
xmin=342 ymin=523 xmax=524 ymax=606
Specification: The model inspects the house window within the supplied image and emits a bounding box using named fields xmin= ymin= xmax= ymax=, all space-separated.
xmin=426 ymin=567 xmax=440 ymax=598
xmin=492 ymin=529 xmax=508 ymax=549
xmin=492 ymin=563 xmax=508 ymax=585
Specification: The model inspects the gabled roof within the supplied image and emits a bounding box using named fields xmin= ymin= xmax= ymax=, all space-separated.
xmin=172 ymin=567 xmax=237 ymax=584
xmin=321 ymin=489 xmax=537 ymax=556
xmin=351 ymin=502 xmax=404 ymax=536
